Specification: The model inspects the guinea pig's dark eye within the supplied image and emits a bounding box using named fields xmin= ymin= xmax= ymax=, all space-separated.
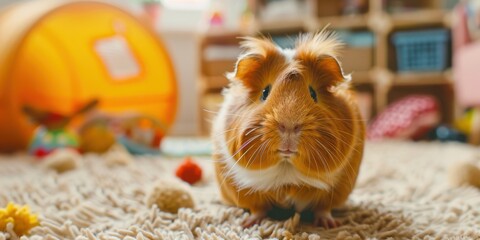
xmin=261 ymin=85 xmax=271 ymax=101
xmin=309 ymin=86 xmax=318 ymax=102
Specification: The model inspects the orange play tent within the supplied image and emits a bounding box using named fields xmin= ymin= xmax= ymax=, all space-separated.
xmin=0 ymin=0 xmax=177 ymax=152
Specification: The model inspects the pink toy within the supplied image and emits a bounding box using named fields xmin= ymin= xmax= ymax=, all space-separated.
xmin=453 ymin=2 xmax=480 ymax=144
xmin=368 ymin=95 xmax=440 ymax=140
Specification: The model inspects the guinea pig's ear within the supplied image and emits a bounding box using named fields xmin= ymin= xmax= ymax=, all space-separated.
xmin=313 ymin=55 xmax=351 ymax=91
xmin=228 ymin=53 xmax=264 ymax=89
xmin=295 ymin=30 xmax=351 ymax=91
xmin=228 ymin=36 xmax=282 ymax=90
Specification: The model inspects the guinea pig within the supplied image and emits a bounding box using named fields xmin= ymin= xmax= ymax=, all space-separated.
xmin=212 ymin=30 xmax=365 ymax=229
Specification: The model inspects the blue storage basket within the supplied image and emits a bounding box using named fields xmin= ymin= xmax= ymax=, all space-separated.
xmin=336 ymin=30 xmax=375 ymax=47
xmin=392 ymin=29 xmax=450 ymax=72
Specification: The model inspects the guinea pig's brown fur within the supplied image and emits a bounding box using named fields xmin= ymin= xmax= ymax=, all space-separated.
xmin=212 ymin=30 xmax=365 ymax=228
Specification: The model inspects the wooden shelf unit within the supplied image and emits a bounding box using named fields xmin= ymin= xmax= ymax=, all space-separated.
xmin=392 ymin=71 xmax=453 ymax=86
xmin=197 ymin=0 xmax=457 ymax=135
xmin=256 ymin=18 xmax=307 ymax=32
xmin=316 ymin=14 xmax=369 ymax=29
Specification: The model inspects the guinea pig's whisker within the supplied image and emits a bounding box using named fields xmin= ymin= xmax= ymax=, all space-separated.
xmin=215 ymin=133 xmax=262 ymax=168
xmin=313 ymin=139 xmax=340 ymax=191
xmin=316 ymin=127 xmax=359 ymax=148
xmin=327 ymin=127 xmax=364 ymax=141
xmin=317 ymin=138 xmax=350 ymax=208
xmin=220 ymin=138 xmax=261 ymax=187
xmin=224 ymin=135 xmax=238 ymax=147
xmin=317 ymin=117 xmax=366 ymax=122
xmin=315 ymin=137 xmax=356 ymax=188
xmin=311 ymin=140 xmax=336 ymax=203
xmin=298 ymin=145 xmax=314 ymax=193
xmin=317 ymin=128 xmax=348 ymax=145
xmin=246 ymin=97 xmax=256 ymax=105
xmin=244 ymin=141 xmax=264 ymax=169
xmin=316 ymin=131 xmax=347 ymax=156
xmin=308 ymin=141 xmax=326 ymax=173
xmin=221 ymin=133 xmax=242 ymax=148
xmin=257 ymin=139 xmax=272 ymax=173
xmin=221 ymin=134 xmax=262 ymax=169
xmin=245 ymin=188 xmax=256 ymax=196
xmin=210 ymin=126 xmax=241 ymax=138
xmin=235 ymin=134 xmax=262 ymax=156
xmin=308 ymin=147 xmax=327 ymax=200
xmin=244 ymin=127 xmax=260 ymax=136
xmin=313 ymin=139 xmax=335 ymax=163
xmin=318 ymin=137 xmax=349 ymax=162
xmin=244 ymin=136 xmax=271 ymax=170
xmin=231 ymin=140 xmax=260 ymax=166
xmin=205 ymin=128 xmax=247 ymax=164
xmin=216 ymin=127 xmax=256 ymax=151
xmin=228 ymin=129 xmax=275 ymax=190
xmin=317 ymin=129 xmax=362 ymax=155
xmin=307 ymin=146 xmax=328 ymax=200
xmin=259 ymin=139 xmax=271 ymax=160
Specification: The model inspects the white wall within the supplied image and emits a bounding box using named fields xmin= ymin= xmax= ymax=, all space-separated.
xmin=0 ymin=0 xmax=21 ymax=7
xmin=156 ymin=5 xmax=207 ymax=136
xmin=160 ymin=31 xmax=202 ymax=136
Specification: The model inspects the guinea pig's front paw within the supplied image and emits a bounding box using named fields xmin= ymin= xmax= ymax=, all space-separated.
xmin=314 ymin=210 xmax=340 ymax=229
xmin=242 ymin=211 xmax=267 ymax=228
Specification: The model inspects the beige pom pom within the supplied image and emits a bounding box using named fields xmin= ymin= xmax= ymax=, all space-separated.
xmin=447 ymin=161 xmax=480 ymax=188
xmin=43 ymin=148 xmax=81 ymax=173
xmin=104 ymin=145 xmax=133 ymax=167
xmin=145 ymin=179 xmax=195 ymax=213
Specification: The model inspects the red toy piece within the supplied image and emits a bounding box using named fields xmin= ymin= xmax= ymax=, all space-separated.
xmin=34 ymin=148 xmax=50 ymax=158
xmin=175 ymin=157 xmax=202 ymax=185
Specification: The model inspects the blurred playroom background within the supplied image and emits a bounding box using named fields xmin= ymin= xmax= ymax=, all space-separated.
xmin=1 ymin=0 xmax=480 ymax=156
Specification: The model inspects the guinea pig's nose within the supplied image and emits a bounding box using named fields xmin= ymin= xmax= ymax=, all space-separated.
xmin=278 ymin=123 xmax=302 ymax=134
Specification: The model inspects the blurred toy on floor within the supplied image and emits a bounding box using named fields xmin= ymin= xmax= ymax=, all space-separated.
xmin=42 ymin=148 xmax=81 ymax=173
xmin=79 ymin=117 xmax=117 ymax=154
xmin=145 ymin=179 xmax=195 ymax=214
xmin=426 ymin=125 xmax=467 ymax=143
xmin=448 ymin=160 xmax=480 ymax=188
xmin=23 ymin=100 xmax=98 ymax=158
xmin=0 ymin=202 xmax=39 ymax=237
xmin=175 ymin=156 xmax=203 ymax=185
xmin=449 ymin=108 xmax=480 ymax=143
xmin=368 ymin=95 xmax=440 ymax=140
xmin=80 ymin=112 xmax=168 ymax=155
xmin=117 ymin=115 xmax=167 ymax=155
xmin=24 ymin=96 xmax=169 ymax=157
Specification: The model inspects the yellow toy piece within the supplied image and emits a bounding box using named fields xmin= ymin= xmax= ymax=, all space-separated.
xmin=79 ymin=119 xmax=117 ymax=153
xmin=0 ymin=202 xmax=39 ymax=236
xmin=454 ymin=109 xmax=475 ymax=135
xmin=0 ymin=0 xmax=177 ymax=153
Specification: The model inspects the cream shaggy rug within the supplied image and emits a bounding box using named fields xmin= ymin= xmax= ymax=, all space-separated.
xmin=0 ymin=141 xmax=480 ymax=240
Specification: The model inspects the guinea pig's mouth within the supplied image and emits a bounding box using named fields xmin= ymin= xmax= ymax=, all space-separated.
xmin=278 ymin=149 xmax=298 ymax=158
